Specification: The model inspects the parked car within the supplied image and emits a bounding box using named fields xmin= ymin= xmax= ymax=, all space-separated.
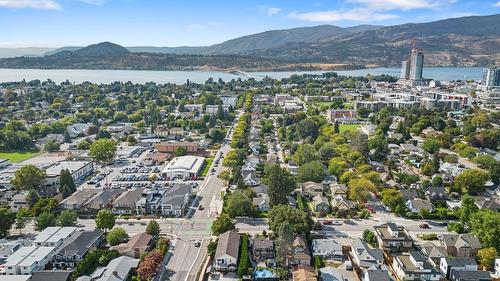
xmin=419 ymin=223 xmax=430 ymax=229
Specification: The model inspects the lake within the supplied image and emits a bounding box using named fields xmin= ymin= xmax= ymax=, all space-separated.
xmin=0 ymin=67 xmax=483 ymax=84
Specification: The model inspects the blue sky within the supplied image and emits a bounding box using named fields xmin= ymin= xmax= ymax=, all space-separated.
xmin=0 ymin=0 xmax=499 ymax=47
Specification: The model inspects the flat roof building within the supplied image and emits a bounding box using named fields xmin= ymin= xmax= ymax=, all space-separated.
xmin=2 ymin=246 xmax=55 ymax=275
xmin=161 ymin=156 xmax=205 ymax=179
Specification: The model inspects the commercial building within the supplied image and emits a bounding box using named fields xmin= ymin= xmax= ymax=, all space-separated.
xmin=44 ymin=161 xmax=94 ymax=186
xmin=482 ymin=67 xmax=500 ymax=91
xmin=155 ymin=141 xmax=200 ymax=155
xmin=161 ymin=156 xmax=205 ymax=179
xmin=409 ymin=48 xmax=424 ymax=83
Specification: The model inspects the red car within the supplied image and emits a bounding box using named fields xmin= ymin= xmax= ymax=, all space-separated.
xmin=419 ymin=224 xmax=430 ymax=229
xmin=321 ymin=220 xmax=332 ymax=225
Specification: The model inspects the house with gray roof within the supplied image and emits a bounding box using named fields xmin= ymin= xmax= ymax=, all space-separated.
xmin=312 ymin=239 xmax=343 ymax=261
xmin=374 ymin=223 xmax=413 ymax=252
xmin=406 ymin=198 xmax=434 ymax=213
xmin=76 ymin=255 xmax=139 ymax=281
xmin=53 ymin=228 xmax=104 ymax=267
xmin=214 ymin=230 xmax=240 ymax=272
xmin=112 ymin=188 xmax=144 ymax=215
xmin=351 ymin=239 xmax=384 ymax=269
xmin=392 ymin=251 xmax=441 ymax=280
xmin=450 ymin=269 xmax=491 ymax=281
xmin=440 ymin=234 xmax=481 ymax=258
xmin=440 ymin=257 xmax=477 ymax=279
xmin=160 ymin=184 xmax=192 ymax=217
xmin=84 ymin=189 xmax=125 ymax=213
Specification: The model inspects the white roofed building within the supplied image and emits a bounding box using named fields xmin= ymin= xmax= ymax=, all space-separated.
xmin=161 ymin=156 xmax=205 ymax=179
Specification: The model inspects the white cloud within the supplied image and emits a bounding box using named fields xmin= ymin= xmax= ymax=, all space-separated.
xmin=185 ymin=24 xmax=202 ymax=32
xmin=0 ymin=0 xmax=61 ymax=10
xmin=79 ymin=0 xmax=109 ymax=5
xmin=346 ymin=0 xmax=455 ymax=11
xmin=288 ymin=8 xmax=399 ymax=22
xmin=258 ymin=5 xmax=282 ymax=16
xmin=494 ymin=1 xmax=500 ymax=7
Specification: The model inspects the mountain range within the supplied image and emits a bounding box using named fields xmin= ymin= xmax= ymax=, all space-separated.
xmin=0 ymin=13 xmax=498 ymax=71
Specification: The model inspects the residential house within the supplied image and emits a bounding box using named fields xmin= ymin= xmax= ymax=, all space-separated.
xmin=2 ymin=246 xmax=55 ymax=275
xmin=67 ymin=123 xmax=91 ymax=138
xmin=406 ymin=198 xmax=434 ymax=213
xmin=30 ymin=270 xmax=73 ymax=281
xmin=374 ymin=223 xmax=413 ymax=252
xmin=136 ymin=187 xmax=166 ymax=216
xmin=33 ymin=227 xmax=78 ymax=248
xmin=59 ymin=189 xmax=100 ymax=211
xmin=331 ymin=195 xmax=355 ymax=213
xmin=440 ymin=257 xmax=477 ymax=279
xmin=9 ymin=193 xmax=28 ymax=212
xmin=84 ymin=189 xmax=125 ymax=213
xmin=449 ymin=270 xmax=491 ymax=281
xmin=214 ymin=230 xmax=240 ymax=272
xmin=392 ymin=251 xmax=441 ymax=281
xmin=364 ymin=269 xmax=392 ymax=281
xmin=253 ymin=194 xmax=270 ymax=212
xmin=312 ymin=195 xmax=330 ymax=213
xmin=329 ymin=183 xmax=347 ymax=197
xmin=311 ymin=239 xmax=343 ymax=261
xmin=286 ymin=235 xmax=311 ymax=267
xmin=301 ymin=182 xmax=324 ymax=198
xmin=251 ymin=238 xmax=274 ymax=262
xmin=440 ymin=234 xmax=481 ymax=258
xmin=426 ymin=186 xmax=447 ymax=201
xmin=53 ymin=229 xmax=104 ymax=267
xmin=292 ymin=265 xmax=317 ymax=281
xmin=112 ymin=188 xmax=144 ymax=215
xmin=160 ymin=184 xmax=192 ymax=217
xmin=420 ymin=242 xmax=448 ymax=267
xmin=75 ymin=255 xmax=139 ymax=281
xmin=111 ymin=232 xmax=153 ymax=258
xmin=350 ymin=239 xmax=384 ymax=269
xmin=319 ymin=267 xmax=347 ymax=281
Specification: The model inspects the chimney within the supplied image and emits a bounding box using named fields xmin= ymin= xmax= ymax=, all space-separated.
xmin=112 ymin=271 xmax=119 ymax=278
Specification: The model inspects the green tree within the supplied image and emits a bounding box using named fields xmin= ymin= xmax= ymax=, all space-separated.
xmin=263 ymin=164 xmax=295 ymax=206
xmin=211 ymin=213 xmax=235 ymax=235
xmin=381 ymin=189 xmax=404 ymax=211
xmin=95 ymin=210 xmax=115 ymax=232
xmin=472 ymin=155 xmax=500 ymax=184
xmin=175 ymin=146 xmax=187 ymax=157
xmin=11 ymin=165 xmax=46 ymax=190
xmin=226 ymin=191 xmax=253 ymax=218
xmin=60 ymin=169 xmax=76 ymax=194
xmin=15 ymin=207 xmax=30 ymax=234
xmin=35 ymin=211 xmax=56 ymax=231
xmin=30 ymin=198 xmax=58 ymax=217
xmin=453 ymin=169 xmax=490 ymax=195
xmin=146 ymin=220 xmax=160 ymax=237
xmin=0 ymin=206 xmax=15 ymax=238
xmin=26 ymin=189 xmax=40 ymax=206
xmin=275 ymin=221 xmax=294 ymax=265
xmin=293 ymin=144 xmax=318 ymax=166
xmin=470 ymin=209 xmax=500 ymax=251
xmin=297 ymin=160 xmax=326 ymax=183
xmin=77 ymin=139 xmax=91 ymax=150
xmin=348 ymin=178 xmax=376 ymax=202
xmin=477 ymin=247 xmax=497 ymax=270
xmin=328 ymin=157 xmax=348 ymax=177
xmin=44 ymin=140 xmax=60 ymax=152
xmin=210 ymin=128 xmax=225 ymax=142
xmin=89 ymin=138 xmax=117 ymax=164
xmin=268 ymin=205 xmax=311 ymax=235
xmin=106 ymin=227 xmax=128 ymax=246
xmin=363 ymin=229 xmax=378 ymax=247
xmin=57 ymin=210 xmax=78 ymax=226
xmin=422 ymin=138 xmax=440 ymax=154
xmin=237 ymin=234 xmax=250 ymax=277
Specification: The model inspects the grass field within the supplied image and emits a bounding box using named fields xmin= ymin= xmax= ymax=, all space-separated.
xmin=0 ymin=151 xmax=40 ymax=163
xmin=339 ymin=124 xmax=360 ymax=134
xmin=200 ymin=157 xmax=214 ymax=177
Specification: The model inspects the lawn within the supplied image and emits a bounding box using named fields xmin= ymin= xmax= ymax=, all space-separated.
xmin=0 ymin=151 xmax=40 ymax=163
xmin=200 ymin=157 xmax=214 ymax=177
xmin=339 ymin=124 xmax=360 ymax=134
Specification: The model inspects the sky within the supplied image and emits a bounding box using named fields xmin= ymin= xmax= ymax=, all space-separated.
xmin=0 ymin=0 xmax=499 ymax=48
